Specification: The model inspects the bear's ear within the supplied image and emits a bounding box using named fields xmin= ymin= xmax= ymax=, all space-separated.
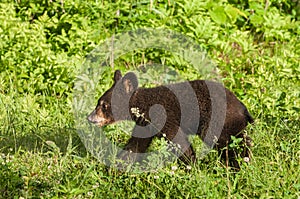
xmin=122 ymin=72 xmax=138 ymax=94
xmin=113 ymin=70 xmax=122 ymax=83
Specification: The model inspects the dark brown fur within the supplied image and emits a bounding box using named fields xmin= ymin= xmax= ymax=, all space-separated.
xmin=88 ymin=70 xmax=254 ymax=169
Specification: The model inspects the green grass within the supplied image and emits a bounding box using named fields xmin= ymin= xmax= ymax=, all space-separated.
xmin=0 ymin=0 xmax=299 ymax=198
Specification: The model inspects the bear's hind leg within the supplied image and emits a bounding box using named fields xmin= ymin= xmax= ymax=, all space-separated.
xmin=219 ymin=132 xmax=253 ymax=170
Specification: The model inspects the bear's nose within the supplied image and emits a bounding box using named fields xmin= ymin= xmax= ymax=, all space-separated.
xmin=87 ymin=110 xmax=97 ymax=123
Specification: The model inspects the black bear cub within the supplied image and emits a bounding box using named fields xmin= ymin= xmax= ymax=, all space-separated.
xmin=88 ymin=70 xmax=254 ymax=169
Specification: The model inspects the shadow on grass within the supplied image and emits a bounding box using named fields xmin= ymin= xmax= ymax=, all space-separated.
xmin=0 ymin=126 xmax=87 ymax=156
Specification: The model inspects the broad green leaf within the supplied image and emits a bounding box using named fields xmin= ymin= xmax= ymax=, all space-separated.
xmin=209 ymin=6 xmax=227 ymax=25
xmin=225 ymin=5 xmax=248 ymax=23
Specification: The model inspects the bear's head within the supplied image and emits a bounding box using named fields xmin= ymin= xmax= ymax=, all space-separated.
xmin=87 ymin=70 xmax=138 ymax=127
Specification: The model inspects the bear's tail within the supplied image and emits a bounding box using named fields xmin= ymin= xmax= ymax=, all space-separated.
xmin=245 ymin=108 xmax=254 ymax=124
xmin=240 ymin=102 xmax=254 ymax=124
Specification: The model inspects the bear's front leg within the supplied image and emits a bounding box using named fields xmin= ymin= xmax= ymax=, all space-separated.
xmin=117 ymin=125 xmax=155 ymax=164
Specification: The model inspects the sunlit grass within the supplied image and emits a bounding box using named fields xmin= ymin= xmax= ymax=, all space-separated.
xmin=0 ymin=0 xmax=299 ymax=198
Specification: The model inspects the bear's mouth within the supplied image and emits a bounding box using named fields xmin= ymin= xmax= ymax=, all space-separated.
xmin=87 ymin=119 xmax=107 ymax=127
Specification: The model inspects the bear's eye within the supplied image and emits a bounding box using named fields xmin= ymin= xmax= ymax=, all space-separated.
xmin=101 ymin=102 xmax=108 ymax=110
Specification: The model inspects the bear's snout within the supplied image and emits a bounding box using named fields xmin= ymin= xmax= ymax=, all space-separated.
xmin=87 ymin=110 xmax=98 ymax=124
xmin=87 ymin=109 xmax=113 ymax=127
